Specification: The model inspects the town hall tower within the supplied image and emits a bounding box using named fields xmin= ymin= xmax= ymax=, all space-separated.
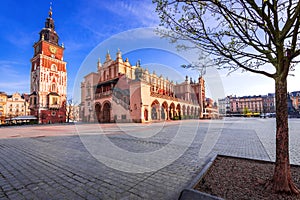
xmin=29 ymin=5 xmax=67 ymax=123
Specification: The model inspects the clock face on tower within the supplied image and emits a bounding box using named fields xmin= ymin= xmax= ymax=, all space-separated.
xmin=49 ymin=45 xmax=57 ymax=54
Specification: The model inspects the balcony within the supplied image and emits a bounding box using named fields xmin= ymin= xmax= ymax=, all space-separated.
xmin=95 ymin=91 xmax=112 ymax=99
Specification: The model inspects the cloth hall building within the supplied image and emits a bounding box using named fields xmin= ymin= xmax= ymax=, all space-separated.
xmin=80 ymin=50 xmax=206 ymax=123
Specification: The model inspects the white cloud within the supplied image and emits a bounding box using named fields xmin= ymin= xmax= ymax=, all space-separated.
xmin=99 ymin=0 xmax=159 ymax=27
xmin=0 ymin=61 xmax=25 ymax=77
xmin=0 ymin=61 xmax=30 ymax=93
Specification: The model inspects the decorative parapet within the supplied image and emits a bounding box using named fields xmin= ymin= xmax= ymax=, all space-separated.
xmin=150 ymin=92 xmax=178 ymax=101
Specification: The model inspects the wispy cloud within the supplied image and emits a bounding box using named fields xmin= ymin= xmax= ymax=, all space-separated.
xmin=0 ymin=80 xmax=29 ymax=94
xmin=0 ymin=60 xmax=30 ymax=93
xmin=5 ymin=31 xmax=36 ymax=48
xmin=99 ymin=0 xmax=159 ymax=27
xmin=0 ymin=61 xmax=26 ymax=78
xmin=75 ymin=0 xmax=159 ymax=40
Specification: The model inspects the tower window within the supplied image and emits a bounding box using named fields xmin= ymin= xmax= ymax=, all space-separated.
xmin=51 ymin=84 xmax=57 ymax=92
xmin=52 ymin=97 xmax=58 ymax=105
xmin=51 ymin=64 xmax=57 ymax=71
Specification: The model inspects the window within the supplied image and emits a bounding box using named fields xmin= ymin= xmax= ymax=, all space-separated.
xmin=51 ymin=84 xmax=56 ymax=92
xmin=51 ymin=64 xmax=57 ymax=71
xmin=52 ymin=97 xmax=58 ymax=105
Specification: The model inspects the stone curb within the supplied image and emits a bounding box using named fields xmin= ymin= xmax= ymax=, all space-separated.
xmin=179 ymin=154 xmax=300 ymax=200
xmin=178 ymin=154 xmax=223 ymax=200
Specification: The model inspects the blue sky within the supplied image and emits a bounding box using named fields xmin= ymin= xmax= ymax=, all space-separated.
xmin=1 ymin=0 xmax=300 ymax=102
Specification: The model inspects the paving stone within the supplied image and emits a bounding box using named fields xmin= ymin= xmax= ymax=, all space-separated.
xmin=0 ymin=119 xmax=299 ymax=199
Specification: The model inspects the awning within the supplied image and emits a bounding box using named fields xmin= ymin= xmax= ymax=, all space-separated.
xmin=10 ymin=115 xmax=37 ymax=120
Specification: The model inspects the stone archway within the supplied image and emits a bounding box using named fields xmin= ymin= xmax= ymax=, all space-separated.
xmin=102 ymin=102 xmax=111 ymax=123
xmin=187 ymin=106 xmax=190 ymax=117
xmin=161 ymin=101 xmax=168 ymax=120
xmin=191 ymin=107 xmax=194 ymax=118
xmin=169 ymin=102 xmax=175 ymax=120
xmin=182 ymin=105 xmax=186 ymax=117
xmin=176 ymin=104 xmax=181 ymax=120
xmin=151 ymin=100 xmax=160 ymax=120
xmin=95 ymin=103 xmax=101 ymax=123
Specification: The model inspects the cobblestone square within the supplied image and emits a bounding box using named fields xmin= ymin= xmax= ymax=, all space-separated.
xmin=0 ymin=118 xmax=299 ymax=199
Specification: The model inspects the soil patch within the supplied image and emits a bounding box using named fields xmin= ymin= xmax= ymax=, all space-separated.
xmin=195 ymin=155 xmax=300 ymax=200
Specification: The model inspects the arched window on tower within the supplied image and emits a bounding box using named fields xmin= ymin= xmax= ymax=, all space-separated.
xmin=51 ymin=64 xmax=57 ymax=71
xmin=51 ymin=83 xmax=57 ymax=92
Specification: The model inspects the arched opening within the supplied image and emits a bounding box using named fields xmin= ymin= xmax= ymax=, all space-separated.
xmin=182 ymin=105 xmax=186 ymax=117
xmin=51 ymin=83 xmax=57 ymax=92
xmin=187 ymin=106 xmax=190 ymax=118
xmin=144 ymin=109 xmax=149 ymax=121
xmin=95 ymin=103 xmax=101 ymax=123
xmin=51 ymin=64 xmax=57 ymax=71
xmin=151 ymin=100 xmax=160 ymax=120
xmin=191 ymin=107 xmax=194 ymax=118
xmin=102 ymin=102 xmax=111 ymax=123
xmin=176 ymin=104 xmax=181 ymax=120
xmin=161 ymin=101 xmax=168 ymax=120
xmin=169 ymin=102 xmax=175 ymax=120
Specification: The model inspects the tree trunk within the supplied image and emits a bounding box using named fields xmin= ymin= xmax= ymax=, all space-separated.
xmin=273 ymin=78 xmax=299 ymax=194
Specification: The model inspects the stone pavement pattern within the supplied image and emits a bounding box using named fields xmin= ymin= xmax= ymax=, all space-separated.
xmin=0 ymin=118 xmax=299 ymax=199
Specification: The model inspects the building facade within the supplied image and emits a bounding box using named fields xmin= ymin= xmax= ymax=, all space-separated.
xmin=262 ymin=93 xmax=276 ymax=114
xmin=80 ymin=50 xmax=207 ymax=123
xmin=29 ymin=6 xmax=67 ymax=124
xmin=0 ymin=92 xmax=7 ymax=124
xmin=290 ymin=91 xmax=300 ymax=111
xmin=6 ymin=93 xmax=30 ymax=119
xmin=218 ymin=93 xmax=290 ymax=116
xmin=0 ymin=92 xmax=31 ymax=124
xmin=218 ymin=96 xmax=231 ymax=115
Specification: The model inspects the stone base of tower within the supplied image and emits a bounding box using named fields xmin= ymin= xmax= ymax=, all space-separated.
xmin=39 ymin=109 xmax=66 ymax=124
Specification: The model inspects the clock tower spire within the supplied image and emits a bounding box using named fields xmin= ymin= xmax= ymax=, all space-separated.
xmin=39 ymin=2 xmax=59 ymax=45
xmin=30 ymin=3 xmax=67 ymax=124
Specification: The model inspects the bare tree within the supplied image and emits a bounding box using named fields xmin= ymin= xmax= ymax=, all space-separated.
xmin=66 ymin=98 xmax=78 ymax=123
xmin=153 ymin=0 xmax=300 ymax=194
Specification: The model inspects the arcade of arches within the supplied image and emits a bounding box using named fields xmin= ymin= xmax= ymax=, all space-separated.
xmin=94 ymin=102 xmax=111 ymax=123
xmin=150 ymin=100 xmax=200 ymax=121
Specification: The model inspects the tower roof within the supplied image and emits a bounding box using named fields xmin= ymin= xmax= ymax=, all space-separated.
xmin=38 ymin=3 xmax=59 ymax=45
